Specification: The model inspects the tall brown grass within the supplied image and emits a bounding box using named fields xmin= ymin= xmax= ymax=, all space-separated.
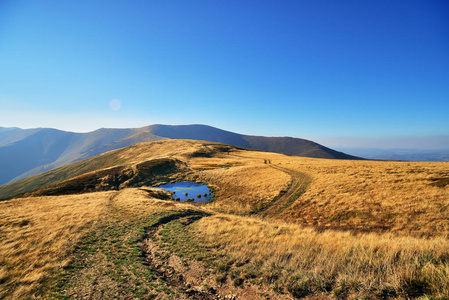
xmin=193 ymin=214 xmax=449 ymax=298
xmin=186 ymin=150 xmax=449 ymax=297
xmin=274 ymin=158 xmax=449 ymax=236
xmin=0 ymin=192 xmax=114 ymax=298
xmin=191 ymin=161 xmax=290 ymax=214
xmin=0 ymin=188 xmax=189 ymax=299
xmin=1 ymin=140 xmax=448 ymax=298
xmin=188 ymin=150 xmax=449 ymax=237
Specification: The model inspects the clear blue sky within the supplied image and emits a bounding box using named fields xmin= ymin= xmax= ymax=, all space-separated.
xmin=1 ymin=0 xmax=448 ymax=148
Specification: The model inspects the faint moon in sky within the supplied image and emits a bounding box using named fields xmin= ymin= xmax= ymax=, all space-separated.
xmin=109 ymin=99 xmax=121 ymax=111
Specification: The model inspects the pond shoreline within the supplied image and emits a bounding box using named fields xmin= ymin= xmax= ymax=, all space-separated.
xmin=155 ymin=181 xmax=214 ymax=203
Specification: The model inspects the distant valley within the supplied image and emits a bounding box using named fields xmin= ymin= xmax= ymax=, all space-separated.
xmin=0 ymin=124 xmax=358 ymax=185
xmin=336 ymin=147 xmax=449 ymax=162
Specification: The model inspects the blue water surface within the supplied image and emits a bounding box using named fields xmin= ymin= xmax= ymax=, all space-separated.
xmin=157 ymin=181 xmax=213 ymax=202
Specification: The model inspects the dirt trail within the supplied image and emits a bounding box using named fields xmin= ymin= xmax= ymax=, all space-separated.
xmin=258 ymin=164 xmax=311 ymax=218
xmin=139 ymin=211 xmax=293 ymax=300
xmin=139 ymin=214 xmax=216 ymax=299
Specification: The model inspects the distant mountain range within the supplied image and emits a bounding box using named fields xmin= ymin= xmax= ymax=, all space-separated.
xmin=0 ymin=124 xmax=359 ymax=185
xmin=335 ymin=148 xmax=449 ymax=162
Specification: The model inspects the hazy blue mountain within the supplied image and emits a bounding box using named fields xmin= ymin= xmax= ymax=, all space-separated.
xmin=336 ymin=148 xmax=449 ymax=162
xmin=0 ymin=127 xmax=165 ymax=185
xmin=0 ymin=124 xmax=358 ymax=185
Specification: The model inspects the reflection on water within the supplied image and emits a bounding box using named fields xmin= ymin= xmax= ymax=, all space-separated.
xmin=157 ymin=181 xmax=213 ymax=202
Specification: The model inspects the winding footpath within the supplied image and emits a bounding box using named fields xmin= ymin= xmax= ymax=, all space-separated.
xmin=258 ymin=164 xmax=311 ymax=218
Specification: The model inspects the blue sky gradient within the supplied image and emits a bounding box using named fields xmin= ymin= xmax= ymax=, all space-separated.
xmin=1 ymin=0 xmax=448 ymax=148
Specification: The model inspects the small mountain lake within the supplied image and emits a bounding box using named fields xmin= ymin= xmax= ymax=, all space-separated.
xmin=157 ymin=181 xmax=213 ymax=202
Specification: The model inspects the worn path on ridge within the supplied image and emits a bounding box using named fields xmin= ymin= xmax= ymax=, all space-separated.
xmin=258 ymin=164 xmax=311 ymax=218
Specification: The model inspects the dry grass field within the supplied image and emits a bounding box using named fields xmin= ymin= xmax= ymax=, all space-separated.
xmin=188 ymin=153 xmax=291 ymax=214
xmin=274 ymin=157 xmax=449 ymax=237
xmin=0 ymin=187 xmax=193 ymax=299
xmin=193 ymin=214 xmax=449 ymax=299
xmin=0 ymin=192 xmax=112 ymax=298
xmin=1 ymin=140 xmax=448 ymax=299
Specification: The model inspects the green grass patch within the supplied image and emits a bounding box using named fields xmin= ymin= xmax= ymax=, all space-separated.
xmin=158 ymin=217 xmax=219 ymax=264
xmin=48 ymin=208 xmax=186 ymax=299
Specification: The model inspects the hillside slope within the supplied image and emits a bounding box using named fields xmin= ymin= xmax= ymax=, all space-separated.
xmin=148 ymin=124 xmax=357 ymax=159
xmin=1 ymin=139 xmax=448 ymax=299
xmin=0 ymin=127 xmax=165 ymax=185
xmin=0 ymin=124 xmax=358 ymax=185
xmin=0 ymin=140 xmax=240 ymax=200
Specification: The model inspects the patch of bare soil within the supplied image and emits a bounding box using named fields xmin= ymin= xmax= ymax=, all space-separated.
xmin=139 ymin=216 xmax=293 ymax=300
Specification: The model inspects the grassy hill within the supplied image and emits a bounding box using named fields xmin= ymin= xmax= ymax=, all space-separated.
xmin=0 ymin=140 xmax=227 ymax=200
xmin=0 ymin=124 xmax=359 ymax=185
xmin=0 ymin=126 xmax=165 ymax=185
xmin=148 ymin=124 xmax=358 ymax=159
xmin=1 ymin=139 xmax=448 ymax=299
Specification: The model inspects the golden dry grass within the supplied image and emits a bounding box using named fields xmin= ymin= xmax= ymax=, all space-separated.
xmin=199 ymin=149 xmax=449 ymax=236
xmin=193 ymin=213 xmax=449 ymax=298
xmin=0 ymin=192 xmax=113 ymax=298
xmin=190 ymin=154 xmax=290 ymax=214
xmin=4 ymin=139 xmax=448 ymax=237
xmin=187 ymin=149 xmax=449 ymax=297
xmin=0 ymin=188 xmax=194 ymax=299
xmin=188 ymin=149 xmax=448 ymax=237
xmin=1 ymin=140 xmax=449 ymax=298
xmin=0 ymin=139 xmax=233 ymax=200
xmin=272 ymin=157 xmax=449 ymax=236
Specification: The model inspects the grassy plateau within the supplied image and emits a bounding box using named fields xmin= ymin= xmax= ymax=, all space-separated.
xmin=0 ymin=139 xmax=448 ymax=299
